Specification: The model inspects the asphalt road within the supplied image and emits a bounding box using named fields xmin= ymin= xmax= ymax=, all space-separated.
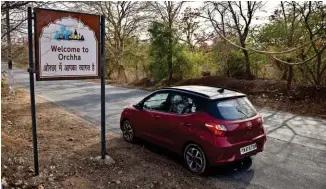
xmin=3 ymin=65 xmax=326 ymax=189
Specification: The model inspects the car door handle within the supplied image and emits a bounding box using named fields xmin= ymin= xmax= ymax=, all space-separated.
xmin=153 ymin=115 xmax=160 ymax=119
xmin=182 ymin=123 xmax=192 ymax=127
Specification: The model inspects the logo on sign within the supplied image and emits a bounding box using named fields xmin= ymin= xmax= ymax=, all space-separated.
xmin=54 ymin=26 xmax=85 ymax=41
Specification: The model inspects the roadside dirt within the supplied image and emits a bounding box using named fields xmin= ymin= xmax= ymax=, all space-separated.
xmin=127 ymin=77 xmax=326 ymax=119
xmin=1 ymin=84 xmax=247 ymax=189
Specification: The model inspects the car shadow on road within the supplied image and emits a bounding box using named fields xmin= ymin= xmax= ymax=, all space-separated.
xmin=133 ymin=138 xmax=185 ymax=165
xmin=133 ymin=138 xmax=255 ymax=184
xmin=206 ymin=165 xmax=255 ymax=189
xmin=206 ymin=158 xmax=255 ymax=188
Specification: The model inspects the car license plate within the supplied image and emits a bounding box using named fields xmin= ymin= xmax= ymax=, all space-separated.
xmin=240 ymin=143 xmax=257 ymax=155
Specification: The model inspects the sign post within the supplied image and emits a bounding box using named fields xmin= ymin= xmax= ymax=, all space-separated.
xmin=27 ymin=7 xmax=106 ymax=175
xmin=27 ymin=7 xmax=39 ymax=176
xmin=100 ymin=15 xmax=106 ymax=159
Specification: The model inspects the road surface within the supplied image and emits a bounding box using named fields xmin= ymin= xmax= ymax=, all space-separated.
xmin=3 ymin=66 xmax=326 ymax=189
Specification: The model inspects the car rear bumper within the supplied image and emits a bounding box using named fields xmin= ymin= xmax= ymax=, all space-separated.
xmin=207 ymin=134 xmax=267 ymax=165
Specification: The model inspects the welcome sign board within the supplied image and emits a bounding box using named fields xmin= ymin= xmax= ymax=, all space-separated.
xmin=35 ymin=8 xmax=100 ymax=80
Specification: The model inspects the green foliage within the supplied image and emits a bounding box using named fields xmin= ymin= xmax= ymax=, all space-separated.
xmin=122 ymin=37 xmax=149 ymax=78
xmin=5 ymin=1 xmax=325 ymax=86
xmin=226 ymin=50 xmax=247 ymax=78
xmin=249 ymin=50 xmax=270 ymax=78
xmin=254 ymin=1 xmax=326 ymax=85
xmin=210 ymin=39 xmax=248 ymax=78
xmin=148 ymin=21 xmax=216 ymax=80
xmin=148 ymin=21 xmax=191 ymax=80
xmin=148 ymin=22 xmax=171 ymax=80
xmin=177 ymin=50 xmax=212 ymax=79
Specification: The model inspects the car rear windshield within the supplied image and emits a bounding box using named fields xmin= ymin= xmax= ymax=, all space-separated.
xmin=206 ymin=97 xmax=257 ymax=121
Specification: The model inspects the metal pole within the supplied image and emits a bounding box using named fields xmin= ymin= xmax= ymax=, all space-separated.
xmin=5 ymin=1 xmax=12 ymax=70
xmin=100 ymin=15 xmax=106 ymax=159
xmin=6 ymin=2 xmax=14 ymax=94
xmin=28 ymin=7 xmax=39 ymax=175
xmin=33 ymin=10 xmax=39 ymax=74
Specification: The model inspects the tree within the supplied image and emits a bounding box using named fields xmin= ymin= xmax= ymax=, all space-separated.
xmin=296 ymin=1 xmax=326 ymax=86
xmin=149 ymin=1 xmax=184 ymax=81
xmin=204 ymin=1 xmax=264 ymax=79
xmin=274 ymin=1 xmax=301 ymax=89
xmin=148 ymin=22 xmax=171 ymax=80
xmin=1 ymin=1 xmax=57 ymax=94
xmin=77 ymin=1 xmax=149 ymax=80
xmin=227 ymin=1 xmax=264 ymax=79
xmin=256 ymin=1 xmax=326 ymax=87
xmin=1 ymin=1 xmax=58 ymax=40
xmin=203 ymin=2 xmax=228 ymax=36
xmin=202 ymin=2 xmax=233 ymax=76
xmin=179 ymin=7 xmax=200 ymax=51
xmin=1 ymin=1 xmax=29 ymax=40
xmin=122 ymin=37 xmax=149 ymax=81
xmin=2 ymin=1 xmax=30 ymax=72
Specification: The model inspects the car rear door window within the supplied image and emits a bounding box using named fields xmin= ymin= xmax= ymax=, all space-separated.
xmin=143 ymin=93 xmax=169 ymax=112
xmin=206 ymin=97 xmax=257 ymax=120
xmin=169 ymin=94 xmax=196 ymax=114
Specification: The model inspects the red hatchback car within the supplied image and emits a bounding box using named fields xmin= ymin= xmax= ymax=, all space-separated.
xmin=120 ymin=86 xmax=267 ymax=174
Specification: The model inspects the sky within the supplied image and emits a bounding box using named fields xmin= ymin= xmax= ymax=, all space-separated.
xmin=185 ymin=1 xmax=280 ymax=25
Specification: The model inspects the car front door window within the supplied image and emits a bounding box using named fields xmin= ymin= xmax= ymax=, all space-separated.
xmin=143 ymin=93 xmax=169 ymax=112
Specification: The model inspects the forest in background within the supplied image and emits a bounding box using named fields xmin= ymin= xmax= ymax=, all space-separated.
xmin=1 ymin=1 xmax=326 ymax=89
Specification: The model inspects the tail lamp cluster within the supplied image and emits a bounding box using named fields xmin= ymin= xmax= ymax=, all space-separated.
xmin=205 ymin=123 xmax=227 ymax=137
xmin=257 ymin=116 xmax=266 ymax=134
xmin=205 ymin=116 xmax=265 ymax=137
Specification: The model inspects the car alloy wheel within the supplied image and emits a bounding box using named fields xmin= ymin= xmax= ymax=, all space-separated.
xmin=184 ymin=144 xmax=207 ymax=174
xmin=122 ymin=120 xmax=134 ymax=142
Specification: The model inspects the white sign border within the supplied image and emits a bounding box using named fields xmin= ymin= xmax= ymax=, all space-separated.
xmin=38 ymin=15 xmax=99 ymax=80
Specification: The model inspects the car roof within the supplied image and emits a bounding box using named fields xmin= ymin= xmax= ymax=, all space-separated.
xmin=161 ymin=85 xmax=246 ymax=100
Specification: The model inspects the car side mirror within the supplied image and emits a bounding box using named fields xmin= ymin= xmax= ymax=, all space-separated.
xmin=134 ymin=103 xmax=143 ymax=110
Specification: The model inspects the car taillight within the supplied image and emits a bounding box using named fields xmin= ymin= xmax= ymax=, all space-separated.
xmin=257 ymin=116 xmax=264 ymax=124
xmin=257 ymin=116 xmax=266 ymax=134
xmin=205 ymin=123 xmax=227 ymax=136
xmin=257 ymin=114 xmax=264 ymax=124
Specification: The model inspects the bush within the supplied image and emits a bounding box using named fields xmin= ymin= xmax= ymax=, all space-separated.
xmin=177 ymin=50 xmax=213 ymax=79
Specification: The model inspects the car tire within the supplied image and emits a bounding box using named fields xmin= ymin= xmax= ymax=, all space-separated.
xmin=183 ymin=143 xmax=207 ymax=175
xmin=121 ymin=120 xmax=135 ymax=143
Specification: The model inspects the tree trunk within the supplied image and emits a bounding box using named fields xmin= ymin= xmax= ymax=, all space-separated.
xmin=227 ymin=61 xmax=230 ymax=77
xmin=282 ymin=65 xmax=288 ymax=80
xmin=135 ymin=62 xmax=139 ymax=81
xmin=6 ymin=2 xmax=14 ymax=95
xmin=142 ymin=61 xmax=148 ymax=78
xmin=315 ymin=53 xmax=322 ymax=86
xmin=6 ymin=2 xmax=12 ymax=70
xmin=287 ymin=65 xmax=293 ymax=90
xmin=241 ymin=48 xmax=252 ymax=79
xmin=118 ymin=65 xmax=128 ymax=83
xmin=167 ymin=26 xmax=173 ymax=81
xmin=106 ymin=67 xmax=112 ymax=79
